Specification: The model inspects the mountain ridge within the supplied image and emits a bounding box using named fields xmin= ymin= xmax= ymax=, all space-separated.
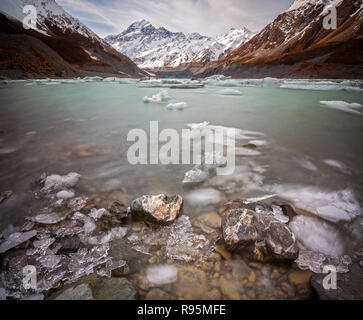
xmin=105 ymin=20 xmax=256 ymax=69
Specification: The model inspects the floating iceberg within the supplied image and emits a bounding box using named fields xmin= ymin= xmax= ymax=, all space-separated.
xmin=143 ymin=90 xmax=170 ymax=103
xmin=216 ymin=88 xmax=242 ymax=96
xmin=166 ymin=102 xmax=188 ymax=110
xmin=320 ymin=101 xmax=362 ymax=115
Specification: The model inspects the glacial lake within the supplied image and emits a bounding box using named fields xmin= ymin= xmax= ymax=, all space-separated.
xmin=0 ymin=77 xmax=362 ymax=299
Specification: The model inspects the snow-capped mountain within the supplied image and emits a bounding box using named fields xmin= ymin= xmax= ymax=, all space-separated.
xmin=224 ymin=0 xmax=363 ymax=64
xmin=191 ymin=0 xmax=362 ymax=78
xmin=0 ymin=0 xmax=146 ymax=78
xmin=105 ymin=20 xmax=255 ymax=69
xmin=0 ymin=0 xmax=101 ymax=42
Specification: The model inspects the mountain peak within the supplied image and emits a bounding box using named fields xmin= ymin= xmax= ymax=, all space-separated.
xmin=129 ymin=19 xmax=152 ymax=29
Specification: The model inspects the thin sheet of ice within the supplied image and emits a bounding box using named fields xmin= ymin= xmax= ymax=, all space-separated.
xmin=30 ymin=212 xmax=65 ymax=225
xmin=289 ymin=215 xmax=345 ymax=257
xmin=0 ymin=230 xmax=37 ymax=254
xmin=264 ymin=185 xmax=361 ymax=223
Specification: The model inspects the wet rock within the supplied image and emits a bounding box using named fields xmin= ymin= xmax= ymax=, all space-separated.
xmin=55 ymin=284 xmax=94 ymax=300
xmin=219 ymin=276 xmax=240 ymax=300
xmin=0 ymin=190 xmax=13 ymax=204
xmin=288 ymin=271 xmax=313 ymax=286
xmin=145 ymin=288 xmax=175 ymax=300
xmin=93 ymin=277 xmax=137 ymax=300
xmin=215 ymin=245 xmax=232 ymax=260
xmin=174 ymin=266 xmax=208 ymax=299
xmin=310 ymin=262 xmax=363 ymax=300
xmin=108 ymin=201 xmax=128 ymax=219
xmin=129 ymin=194 xmax=183 ymax=225
xmin=57 ymin=235 xmax=82 ymax=254
xmin=222 ymin=207 xmax=298 ymax=262
xmin=197 ymin=213 xmax=222 ymax=229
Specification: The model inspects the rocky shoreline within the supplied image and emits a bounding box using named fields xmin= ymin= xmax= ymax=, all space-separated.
xmin=0 ymin=172 xmax=361 ymax=300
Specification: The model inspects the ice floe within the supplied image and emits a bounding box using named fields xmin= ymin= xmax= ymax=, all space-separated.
xmin=320 ymin=101 xmax=362 ymax=115
xmin=166 ymin=102 xmax=188 ymax=110
xmin=143 ymin=90 xmax=170 ymax=103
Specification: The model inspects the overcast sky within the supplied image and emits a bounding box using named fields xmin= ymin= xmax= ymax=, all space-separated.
xmin=57 ymin=0 xmax=295 ymax=38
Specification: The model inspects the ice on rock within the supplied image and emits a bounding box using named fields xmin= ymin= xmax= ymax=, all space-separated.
xmin=146 ymin=265 xmax=178 ymax=286
xmin=56 ymin=190 xmax=75 ymax=199
xmin=68 ymin=197 xmax=88 ymax=211
xmin=249 ymin=140 xmax=267 ymax=146
xmin=0 ymin=230 xmax=37 ymax=254
xmin=87 ymin=227 xmax=128 ymax=245
xmin=185 ymin=188 xmax=223 ymax=206
xmin=295 ymin=249 xmax=352 ymax=274
xmin=216 ymin=88 xmax=242 ymax=96
xmin=89 ymin=208 xmax=109 ymax=221
xmin=128 ymin=216 xmax=215 ymax=262
xmin=72 ymin=212 xmax=97 ymax=235
xmin=320 ymin=101 xmax=362 ymax=115
xmin=143 ymin=90 xmax=170 ymax=103
xmin=265 ymin=185 xmax=361 ymax=223
xmin=289 ymin=215 xmax=345 ymax=257
xmin=254 ymin=204 xmax=289 ymax=223
xmin=166 ymin=102 xmax=188 ymax=110
xmin=183 ymin=167 xmax=210 ymax=185
xmin=42 ymin=173 xmax=80 ymax=192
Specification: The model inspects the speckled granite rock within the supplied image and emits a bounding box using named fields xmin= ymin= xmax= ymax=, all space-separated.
xmin=222 ymin=207 xmax=298 ymax=262
xmin=129 ymin=194 xmax=183 ymax=225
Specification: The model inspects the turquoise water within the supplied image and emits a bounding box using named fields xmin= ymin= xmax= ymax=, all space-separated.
xmin=0 ymin=80 xmax=362 ymax=248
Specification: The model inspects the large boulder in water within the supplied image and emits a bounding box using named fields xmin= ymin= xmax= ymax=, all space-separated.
xmin=222 ymin=206 xmax=298 ymax=262
xmin=129 ymin=194 xmax=183 ymax=225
